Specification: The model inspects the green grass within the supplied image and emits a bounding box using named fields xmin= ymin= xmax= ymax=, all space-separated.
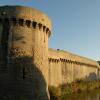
xmin=49 ymin=80 xmax=100 ymax=100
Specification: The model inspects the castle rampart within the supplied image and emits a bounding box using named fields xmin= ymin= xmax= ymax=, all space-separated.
xmin=48 ymin=48 xmax=100 ymax=86
xmin=0 ymin=6 xmax=51 ymax=100
xmin=0 ymin=5 xmax=100 ymax=100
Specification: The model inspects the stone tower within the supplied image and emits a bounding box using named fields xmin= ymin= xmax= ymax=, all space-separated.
xmin=0 ymin=6 xmax=51 ymax=100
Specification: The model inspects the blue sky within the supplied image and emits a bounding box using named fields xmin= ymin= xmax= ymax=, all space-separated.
xmin=0 ymin=0 xmax=100 ymax=60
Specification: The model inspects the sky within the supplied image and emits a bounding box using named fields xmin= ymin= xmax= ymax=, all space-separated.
xmin=0 ymin=0 xmax=100 ymax=60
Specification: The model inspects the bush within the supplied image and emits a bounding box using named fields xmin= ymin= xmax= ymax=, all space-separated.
xmin=49 ymin=86 xmax=61 ymax=100
xmin=49 ymin=80 xmax=100 ymax=100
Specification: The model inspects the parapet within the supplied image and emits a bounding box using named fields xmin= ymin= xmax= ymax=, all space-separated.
xmin=48 ymin=48 xmax=100 ymax=69
xmin=0 ymin=5 xmax=51 ymax=36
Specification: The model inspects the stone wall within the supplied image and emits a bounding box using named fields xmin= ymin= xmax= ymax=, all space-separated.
xmin=0 ymin=6 xmax=51 ymax=100
xmin=0 ymin=5 xmax=100 ymax=100
xmin=48 ymin=48 xmax=100 ymax=86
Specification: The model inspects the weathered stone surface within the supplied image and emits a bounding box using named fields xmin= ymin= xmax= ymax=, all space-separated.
xmin=48 ymin=49 xmax=100 ymax=86
xmin=0 ymin=5 xmax=51 ymax=100
xmin=0 ymin=5 xmax=100 ymax=100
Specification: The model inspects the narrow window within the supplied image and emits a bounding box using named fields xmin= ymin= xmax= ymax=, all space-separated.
xmin=23 ymin=68 xmax=25 ymax=79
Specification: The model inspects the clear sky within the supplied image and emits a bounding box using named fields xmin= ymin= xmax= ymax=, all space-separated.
xmin=0 ymin=0 xmax=100 ymax=60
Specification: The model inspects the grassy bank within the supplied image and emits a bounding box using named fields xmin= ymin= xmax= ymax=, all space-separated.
xmin=49 ymin=80 xmax=100 ymax=100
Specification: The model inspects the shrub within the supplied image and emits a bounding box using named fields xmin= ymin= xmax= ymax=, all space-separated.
xmin=49 ymin=86 xmax=61 ymax=100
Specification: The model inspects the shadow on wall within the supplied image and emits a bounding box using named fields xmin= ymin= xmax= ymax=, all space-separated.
xmin=0 ymin=56 xmax=49 ymax=100
xmin=86 ymin=72 xmax=97 ymax=80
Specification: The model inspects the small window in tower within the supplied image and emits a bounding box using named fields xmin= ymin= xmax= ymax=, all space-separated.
xmin=26 ymin=20 xmax=31 ymax=27
xmin=23 ymin=68 xmax=25 ymax=79
xmin=32 ymin=21 xmax=37 ymax=29
xmin=19 ymin=19 xmax=24 ymax=26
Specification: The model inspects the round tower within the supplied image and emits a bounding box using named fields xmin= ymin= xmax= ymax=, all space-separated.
xmin=0 ymin=6 xmax=51 ymax=100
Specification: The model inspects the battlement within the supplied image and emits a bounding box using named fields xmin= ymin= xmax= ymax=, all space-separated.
xmin=0 ymin=17 xmax=51 ymax=36
xmin=48 ymin=58 xmax=98 ymax=68
xmin=48 ymin=48 xmax=100 ymax=68
xmin=0 ymin=5 xmax=100 ymax=99
xmin=48 ymin=48 xmax=100 ymax=86
xmin=0 ymin=5 xmax=51 ymax=36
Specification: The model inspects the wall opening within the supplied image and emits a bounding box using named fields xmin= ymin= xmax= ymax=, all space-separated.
xmin=38 ymin=23 xmax=42 ymax=30
xmin=19 ymin=19 xmax=24 ymax=26
xmin=43 ymin=26 xmax=46 ymax=32
xmin=26 ymin=20 xmax=31 ymax=27
xmin=23 ymin=68 xmax=25 ymax=79
xmin=46 ymin=28 xmax=49 ymax=34
xmin=32 ymin=21 xmax=37 ymax=29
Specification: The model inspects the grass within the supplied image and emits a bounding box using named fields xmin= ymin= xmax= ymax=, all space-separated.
xmin=49 ymin=80 xmax=100 ymax=100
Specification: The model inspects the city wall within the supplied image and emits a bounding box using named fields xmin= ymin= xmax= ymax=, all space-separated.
xmin=48 ymin=48 xmax=100 ymax=86
xmin=0 ymin=5 xmax=100 ymax=100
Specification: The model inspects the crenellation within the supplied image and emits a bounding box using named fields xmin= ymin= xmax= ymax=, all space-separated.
xmin=19 ymin=18 xmax=24 ymax=26
xmin=0 ymin=5 xmax=100 ymax=100
xmin=46 ymin=28 xmax=49 ymax=34
xmin=43 ymin=25 xmax=46 ymax=32
xmin=48 ymin=48 xmax=100 ymax=85
xmin=0 ymin=5 xmax=52 ymax=100
xmin=32 ymin=21 xmax=37 ymax=29
xmin=70 ymin=60 xmax=73 ymax=64
xmin=0 ymin=16 xmax=51 ymax=35
xmin=26 ymin=20 xmax=31 ymax=27
xmin=68 ymin=60 xmax=71 ymax=63
xmin=38 ymin=23 xmax=42 ymax=30
xmin=48 ymin=57 xmax=99 ymax=68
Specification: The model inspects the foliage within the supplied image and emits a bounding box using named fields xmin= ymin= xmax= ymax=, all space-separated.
xmin=49 ymin=86 xmax=61 ymax=100
xmin=49 ymin=80 xmax=100 ymax=100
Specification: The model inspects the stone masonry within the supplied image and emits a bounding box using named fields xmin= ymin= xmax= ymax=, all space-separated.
xmin=0 ymin=5 xmax=51 ymax=100
xmin=48 ymin=49 xmax=100 ymax=86
xmin=0 ymin=5 xmax=100 ymax=100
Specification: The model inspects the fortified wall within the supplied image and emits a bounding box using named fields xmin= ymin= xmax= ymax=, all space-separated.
xmin=0 ymin=5 xmax=100 ymax=100
xmin=0 ymin=5 xmax=51 ymax=100
xmin=48 ymin=49 xmax=100 ymax=87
